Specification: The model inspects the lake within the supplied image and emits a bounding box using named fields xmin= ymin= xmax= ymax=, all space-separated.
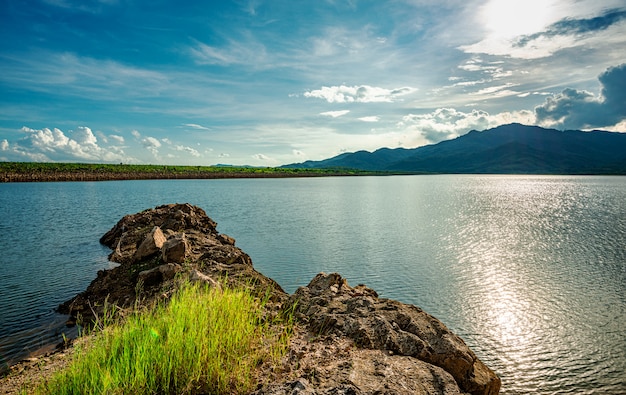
xmin=0 ymin=175 xmax=624 ymax=394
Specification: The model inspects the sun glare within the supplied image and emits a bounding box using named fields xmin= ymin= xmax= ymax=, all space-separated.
xmin=483 ymin=0 xmax=551 ymax=39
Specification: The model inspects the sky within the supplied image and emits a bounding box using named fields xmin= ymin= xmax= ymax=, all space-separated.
xmin=1 ymin=0 xmax=625 ymax=166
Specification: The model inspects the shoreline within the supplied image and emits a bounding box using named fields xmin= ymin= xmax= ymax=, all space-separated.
xmin=0 ymin=162 xmax=391 ymax=183
xmin=1 ymin=170 xmax=358 ymax=183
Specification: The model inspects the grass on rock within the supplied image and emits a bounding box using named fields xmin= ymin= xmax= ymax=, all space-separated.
xmin=34 ymin=281 xmax=291 ymax=395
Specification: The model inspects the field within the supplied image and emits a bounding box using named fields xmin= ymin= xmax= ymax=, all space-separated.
xmin=0 ymin=162 xmax=384 ymax=182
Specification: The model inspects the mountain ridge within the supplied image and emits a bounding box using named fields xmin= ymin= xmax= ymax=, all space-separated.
xmin=282 ymin=123 xmax=626 ymax=174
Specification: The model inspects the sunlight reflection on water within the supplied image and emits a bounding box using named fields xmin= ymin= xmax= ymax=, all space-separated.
xmin=442 ymin=176 xmax=626 ymax=394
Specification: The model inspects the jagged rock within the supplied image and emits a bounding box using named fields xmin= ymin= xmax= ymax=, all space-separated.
xmin=134 ymin=226 xmax=166 ymax=260
xmin=255 ymin=333 xmax=465 ymax=395
xmin=162 ymin=233 xmax=188 ymax=263
xmin=58 ymin=204 xmax=500 ymax=395
xmin=98 ymin=203 xmax=218 ymax=264
xmin=59 ymin=204 xmax=285 ymax=324
xmin=286 ymin=273 xmax=501 ymax=395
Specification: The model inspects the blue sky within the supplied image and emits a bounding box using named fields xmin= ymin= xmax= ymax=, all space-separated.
xmin=1 ymin=0 xmax=625 ymax=166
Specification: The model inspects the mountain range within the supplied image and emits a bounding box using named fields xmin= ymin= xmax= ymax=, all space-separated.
xmin=282 ymin=124 xmax=626 ymax=174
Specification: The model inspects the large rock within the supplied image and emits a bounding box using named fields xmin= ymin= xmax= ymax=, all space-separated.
xmin=255 ymin=334 xmax=465 ymax=395
xmin=278 ymin=273 xmax=501 ymax=395
xmin=59 ymin=203 xmax=283 ymax=322
xmin=58 ymin=204 xmax=500 ymax=395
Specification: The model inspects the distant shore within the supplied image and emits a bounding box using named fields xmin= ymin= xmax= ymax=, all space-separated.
xmin=0 ymin=162 xmax=387 ymax=182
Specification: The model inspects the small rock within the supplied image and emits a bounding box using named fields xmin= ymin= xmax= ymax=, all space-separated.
xmin=162 ymin=233 xmax=188 ymax=263
xmin=134 ymin=226 xmax=166 ymax=261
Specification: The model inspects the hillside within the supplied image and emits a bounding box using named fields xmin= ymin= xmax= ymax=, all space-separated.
xmin=283 ymin=124 xmax=626 ymax=174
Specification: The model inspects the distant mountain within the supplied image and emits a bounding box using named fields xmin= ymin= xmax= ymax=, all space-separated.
xmin=282 ymin=124 xmax=626 ymax=174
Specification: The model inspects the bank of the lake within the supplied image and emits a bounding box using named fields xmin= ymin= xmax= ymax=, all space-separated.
xmin=0 ymin=162 xmax=389 ymax=182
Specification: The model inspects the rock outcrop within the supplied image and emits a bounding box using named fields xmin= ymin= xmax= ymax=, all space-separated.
xmin=59 ymin=203 xmax=500 ymax=394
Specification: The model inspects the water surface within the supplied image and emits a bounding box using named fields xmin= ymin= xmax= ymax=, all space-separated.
xmin=0 ymin=175 xmax=624 ymax=394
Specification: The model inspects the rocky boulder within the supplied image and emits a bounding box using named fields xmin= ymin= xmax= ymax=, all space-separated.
xmin=59 ymin=203 xmax=285 ymax=322
xmin=58 ymin=203 xmax=500 ymax=394
xmin=270 ymin=273 xmax=501 ymax=395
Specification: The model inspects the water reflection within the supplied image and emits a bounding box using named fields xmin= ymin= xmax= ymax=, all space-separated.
xmin=442 ymin=176 xmax=626 ymax=394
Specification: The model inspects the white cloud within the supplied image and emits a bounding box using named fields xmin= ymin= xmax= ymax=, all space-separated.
xmin=131 ymin=130 xmax=141 ymax=139
xmin=0 ymin=52 xmax=169 ymax=101
xmin=398 ymin=108 xmax=535 ymax=144
xmin=1 ymin=139 xmax=8 ymax=151
xmin=320 ymin=110 xmax=350 ymax=118
xmin=109 ymin=134 xmax=125 ymax=144
xmin=189 ymin=37 xmax=267 ymax=66
xmin=358 ymin=116 xmax=380 ymax=122
xmin=72 ymin=126 xmax=98 ymax=147
xmin=9 ymin=126 xmax=131 ymax=162
xmin=460 ymin=7 xmax=626 ymax=60
xmin=453 ymin=79 xmax=488 ymax=87
xmin=175 ymin=145 xmax=201 ymax=157
xmin=304 ymin=85 xmax=416 ymax=103
xmin=603 ymin=119 xmax=626 ymax=132
xmin=182 ymin=123 xmax=211 ymax=130
xmin=474 ymin=83 xmax=520 ymax=96
xmin=141 ymin=136 xmax=161 ymax=156
xmin=252 ymin=153 xmax=271 ymax=160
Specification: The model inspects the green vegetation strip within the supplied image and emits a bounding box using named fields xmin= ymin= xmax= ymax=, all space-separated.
xmin=1 ymin=162 xmax=387 ymax=182
xmin=34 ymin=282 xmax=292 ymax=395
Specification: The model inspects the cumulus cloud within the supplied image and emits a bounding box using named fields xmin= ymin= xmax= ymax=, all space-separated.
xmin=175 ymin=145 xmax=201 ymax=157
xmin=320 ymin=110 xmax=350 ymax=118
xmin=141 ymin=136 xmax=161 ymax=156
xmin=304 ymin=85 xmax=416 ymax=103
xmin=535 ymin=64 xmax=626 ymax=129
xmin=72 ymin=126 xmax=98 ymax=147
xmin=3 ymin=126 xmax=130 ymax=162
xmin=109 ymin=134 xmax=125 ymax=144
xmin=399 ymin=108 xmax=535 ymax=144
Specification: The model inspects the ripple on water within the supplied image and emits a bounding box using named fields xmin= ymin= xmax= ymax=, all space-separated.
xmin=1 ymin=176 xmax=625 ymax=394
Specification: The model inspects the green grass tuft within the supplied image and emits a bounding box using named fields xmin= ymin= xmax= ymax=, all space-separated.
xmin=35 ymin=282 xmax=291 ymax=395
